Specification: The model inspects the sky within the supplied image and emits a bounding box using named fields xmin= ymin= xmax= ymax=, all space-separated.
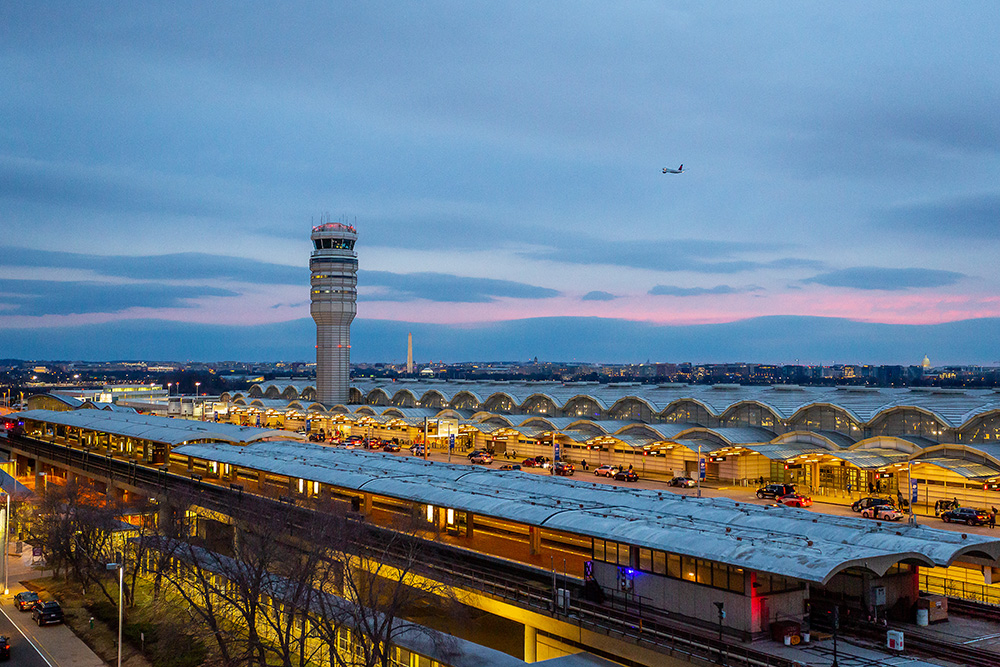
xmin=2 ymin=2 xmax=999 ymax=364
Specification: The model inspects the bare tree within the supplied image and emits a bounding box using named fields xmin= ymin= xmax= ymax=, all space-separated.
xmin=148 ymin=491 xmax=462 ymax=667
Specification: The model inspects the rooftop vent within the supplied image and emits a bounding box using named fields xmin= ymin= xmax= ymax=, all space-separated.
xmin=771 ymin=385 xmax=804 ymax=391
xmin=837 ymin=386 xmax=879 ymax=393
xmin=711 ymin=384 xmax=741 ymax=390
xmin=655 ymin=383 xmax=689 ymax=389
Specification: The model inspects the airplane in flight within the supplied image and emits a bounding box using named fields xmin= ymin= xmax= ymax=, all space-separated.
xmin=662 ymin=164 xmax=684 ymax=174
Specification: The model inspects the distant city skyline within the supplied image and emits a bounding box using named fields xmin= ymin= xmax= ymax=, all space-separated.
xmin=2 ymin=3 xmax=999 ymax=362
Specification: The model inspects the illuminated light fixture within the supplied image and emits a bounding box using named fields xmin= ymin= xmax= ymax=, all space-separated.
xmin=426 ymin=505 xmax=434 ymax=522
xmin=447 ymin=508 xmax=455 ymax=525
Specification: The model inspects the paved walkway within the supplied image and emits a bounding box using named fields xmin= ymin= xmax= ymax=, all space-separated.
xmin=0 ymin=544 xmax=106 ymax=667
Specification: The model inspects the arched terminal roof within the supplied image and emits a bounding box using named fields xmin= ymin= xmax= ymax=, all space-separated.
xmin=347 ymin=381 xmax=1000 ymax=429
xmin=16 ymin=409 xmax=304 ymax=446
xmin=173 ymin=441 xmax=1000 ymax=585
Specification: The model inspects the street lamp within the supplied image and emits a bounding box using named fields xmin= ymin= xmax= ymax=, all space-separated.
xmin=195 ymin=382 xmax=201 ymax=396
xmin=1 ymin=491 xmax=9 ymax=595
xmin=167 ymin=382 xmax=172 ymax=397
xmin=697 ymin=443 xmax=702 ymax=498
xmin=107 ymin=560 xmax=123 ymax=667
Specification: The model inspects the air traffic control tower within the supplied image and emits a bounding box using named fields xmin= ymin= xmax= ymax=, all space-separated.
xmin=310 ymin=220 xmax=358 ymax=406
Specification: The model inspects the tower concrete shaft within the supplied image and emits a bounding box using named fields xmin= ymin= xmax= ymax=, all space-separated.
xmin=407 ymin=332 xmax=413 ymax=374
xmin=310 ymin=220 xmax=358 ymax=405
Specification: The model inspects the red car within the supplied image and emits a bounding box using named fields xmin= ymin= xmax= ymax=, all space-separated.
xmin=778 ymin=493 xmax=813 ymax=508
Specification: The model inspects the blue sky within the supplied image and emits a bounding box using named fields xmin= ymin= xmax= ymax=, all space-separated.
xmin=2 ymin=3 xmax=999 ymax=364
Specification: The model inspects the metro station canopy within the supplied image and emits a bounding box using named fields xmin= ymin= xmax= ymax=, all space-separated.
xmin=16 ymin=409 xmax=301 ymax=447
xmin=173 ymin=441 xmax=1000 ymax=585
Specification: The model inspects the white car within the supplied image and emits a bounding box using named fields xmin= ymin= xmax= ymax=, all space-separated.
xmin=861 ymin=505 xmax=904 ymax=521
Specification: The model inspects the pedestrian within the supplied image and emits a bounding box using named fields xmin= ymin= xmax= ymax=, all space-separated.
xmin=954 ymin=497 xmax=960 ymax=509
xmin=868 ymin=481 xmax=874 ymax=494
xmin=582 ymin=459 xmax=588 ymax=471
xmin=990 ymin=508 xmax=997 ymax=529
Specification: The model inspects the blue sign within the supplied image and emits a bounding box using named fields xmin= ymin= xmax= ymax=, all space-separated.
xmin=554 ymin=441 xmax=561 ymax=462
xmin=306 ymin=419 xmax=311 ymax=430
xmin=699 ymin=457 xmax=706 ymax=480
xmin=911 ymin=479 xmax=919 ymax=503
xmin=255 ymin=414 xmax=261 ymax=428
xmin=449 ymin=434 xmax=455 ymax=450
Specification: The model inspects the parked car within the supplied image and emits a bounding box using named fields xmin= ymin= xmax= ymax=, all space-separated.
xmin=0 ymin=635 xmax=8 ymax=660
xmin=861 ymin=505 xmax=904 ymax=521
xmin=594 ymin=464 xmax=617 ymax=477
xmin=521 ymin=458 xmax=540 ymax=468
xmin=851 ymin=497 xmax=893 ymax=513
xmin=941 ymin=507 xmax=991 ymax=526
xmin=382 ymin=442 xmax=401 ymax=452
xmin=668 ymin=476 xmax=697 ymax=488
xmin=467 ymin=449 xmax=490 ymax=459
xmin=778 ymin=493 xmax=813 ymax=508
xmin=756 ymin=484 xmax=795 ymax=499
xmin=13 ymin=590 xmax=39 ymax=611
xmin=411 ymin=444 xmax=426 ymax=456
xmin=614 ymin=469 xmax=639 ymax=482
xmin=32 ymin=600 xmax=64 ymax=626
xmin=553 ymin=461 xmax=574 ymax=476
xmin=470 ymin=452 xmax=493 ymax=465
xmin=499 ymin=463 xmax=521 ymax=471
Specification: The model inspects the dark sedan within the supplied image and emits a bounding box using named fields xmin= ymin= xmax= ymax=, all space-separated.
xmin=14 ymin=591 xmax=39 ymax=611
xmin=941 ymin=507 xmax=991 ymax=526
xmin=614 ymin=469 xmax=639 ymax=482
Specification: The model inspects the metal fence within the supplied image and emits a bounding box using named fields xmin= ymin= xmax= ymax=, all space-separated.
xmin=921 ymin=573 xmax=1000 ymax=606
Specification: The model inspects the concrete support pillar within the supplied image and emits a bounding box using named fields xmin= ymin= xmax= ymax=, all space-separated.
xmin=811 ymin=462 xmax=820 ymax=493
xmin=465 ymin=512 xmax=474 ymax=538
xmin=524 ymin=625 xmax=536 ymax=663
xmin=529 ymin=525 xmax=541 ymax=555
xmin=362 ymin=492 xmax=373 ymax=516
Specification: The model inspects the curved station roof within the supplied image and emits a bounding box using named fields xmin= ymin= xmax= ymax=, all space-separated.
xmin=172 ymin=440 xmax=1000 ymax=585
xmin=228 ymin=380 xmax=1000 ymax=479
xmin=16 ymin=408 xmax=300 ymax=447
xmin=242 ymin=379 xmax=1000 ymax=430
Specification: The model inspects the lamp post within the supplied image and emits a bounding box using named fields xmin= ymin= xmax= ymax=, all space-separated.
xmin=1 ymin=491 xmax=9 ymax=595
xmin=908 ymin=460 xmax=917 ymax=526
xmin=697 ymin=443 xmax=702 ymax=498
xmin=195 ymin=381 xmax=201 ymax=396
xmin=106 ymin=560 xmax=123 ymax=667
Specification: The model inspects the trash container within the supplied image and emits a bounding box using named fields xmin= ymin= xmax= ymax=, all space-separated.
xmin=916 ymin=608 xmax=929 ymax=626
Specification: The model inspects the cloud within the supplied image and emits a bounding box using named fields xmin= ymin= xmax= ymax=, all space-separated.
xmin=581 ymin=290 xmax=617 ymax=301
xmin=803 ymin=267 xmax=965 ymax=291
xmin=0 ymin=247 xmax=305 ymax=285
xmin=880 ymin=194 xmax=1000 ymax=238
xmin=0 ymin=155 xmax=247 ymax=219
xmin=648 ymin=284 xmax=751 ymax=297
xmin=358 ymin=271 xmax=559 ymax=303
xmin=0 ymin=278 xmax=238 ymax=317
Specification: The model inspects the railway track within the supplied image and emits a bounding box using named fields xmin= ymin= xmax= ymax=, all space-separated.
xmin=949 ymin=596 xmax=1000 ymax=622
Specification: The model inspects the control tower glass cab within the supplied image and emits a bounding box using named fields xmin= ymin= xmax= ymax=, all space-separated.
xmin=310 ymin=221 xmax=358 ymax=406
